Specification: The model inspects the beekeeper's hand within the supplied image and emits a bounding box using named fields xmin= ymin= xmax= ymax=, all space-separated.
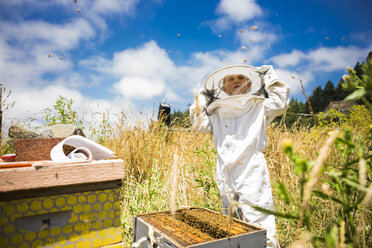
xmin=258 ymin=65 xmax=280 ymax=89
xmin=260 ymin=65 xmax=290 ymax=124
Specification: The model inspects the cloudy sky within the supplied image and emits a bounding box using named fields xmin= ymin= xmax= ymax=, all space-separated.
xmin=0 ymin=0 xmax=371 ymax=124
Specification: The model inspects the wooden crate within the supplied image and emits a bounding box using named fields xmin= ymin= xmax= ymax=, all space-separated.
xmin=0 ymin=159 xmax=125 ymax=248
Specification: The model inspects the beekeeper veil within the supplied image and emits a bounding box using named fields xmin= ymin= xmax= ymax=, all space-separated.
xmin=201 ymin=65 xmax=269 ymax=108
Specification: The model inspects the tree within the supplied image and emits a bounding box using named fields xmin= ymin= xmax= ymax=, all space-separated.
xmin=308 ymin=86 xmax=326 ymax=113
xmin=322 ymin=80 xmax=336 ymax=108
xmin=288 ymin=98 xmax=307 ymax=113
xmin=323 ymin=80 xmax=336 ymax=98
xmin=335 ymin=80 xmax=349 ymax=100
xmin=354 ymin=62 xmax=364 ymax=79
xmin=367 ymin=51 xmax=372 ymax=63
xmin=170 ymin=108 xmax=190 ymax=127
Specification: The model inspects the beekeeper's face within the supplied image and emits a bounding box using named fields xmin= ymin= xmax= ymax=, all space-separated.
xmin=222 ymin=74 xmax=251 ymax=95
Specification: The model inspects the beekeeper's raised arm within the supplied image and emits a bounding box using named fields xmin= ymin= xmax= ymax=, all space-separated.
xmin=260 ymin=65 xmax=290 ymax=124
xmin=189 ymin=88 xmax=212 ymax=133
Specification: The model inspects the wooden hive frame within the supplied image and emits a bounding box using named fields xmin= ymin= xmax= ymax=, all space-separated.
xmin=133 ymin=207 xmax=267 ymax=248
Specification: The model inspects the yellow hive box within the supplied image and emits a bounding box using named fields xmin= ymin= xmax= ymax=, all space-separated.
xmin=0 ymin=159 xmax=125 ymax=248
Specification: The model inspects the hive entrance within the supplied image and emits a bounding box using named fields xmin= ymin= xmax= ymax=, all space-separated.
xmin=141 ymin=208 xmax=257 ymax=246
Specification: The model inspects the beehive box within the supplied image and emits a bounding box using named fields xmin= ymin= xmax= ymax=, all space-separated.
xmin=0 ymin=159 xmax=125 ymax=248
xmin=15 ymin=137 xmax=67 ymax=161
xmin=133 ymin=208 xmax=266 ymax=248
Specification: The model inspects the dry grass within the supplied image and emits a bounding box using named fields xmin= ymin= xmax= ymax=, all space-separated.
xmin=108 ymin=122 xmax=316 ymax=246
xmin=98 ymin=111 xmax=370 ymax=247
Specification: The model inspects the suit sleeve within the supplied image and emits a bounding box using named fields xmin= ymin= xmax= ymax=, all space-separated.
xmin=189 ymin=88 xmax=213 ymax=133
xmin=260 ymin=65 xmax=290 ymax=124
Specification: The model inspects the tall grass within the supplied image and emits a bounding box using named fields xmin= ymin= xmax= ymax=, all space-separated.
xmin=104 ymin=117 xmax=220 ymax=245
xmin=98 ymin=104 xmax=370 ymax=247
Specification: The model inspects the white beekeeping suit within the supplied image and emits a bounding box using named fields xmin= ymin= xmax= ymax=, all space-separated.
xmin=190 ymin=65 xmax=290 ymax=248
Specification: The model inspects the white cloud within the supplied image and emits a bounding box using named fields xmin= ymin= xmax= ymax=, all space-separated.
xmin=164 ymin=90 xmax=180 ymax=102
xmin=111 ymin=41 xmax=176 ymax=78
xmin=0 ymin=18 xmax=94 ymax=90
xmin=114 ymin=77 xmax=165 ymax=99
xmin=0 ymin=19 xmax=95 ymax=51
xmin=90 ymin=0 xmax=139 ymax=15
xmin=0 ymin=1 xmax=128 ymax=124
xmin=269 ymin=50 xmax=306 ymax=67
xmin=207 ymin=0 xmax=263 ymax=31
xmin=82 ymin=41 xmax=175 ymax=100
xmin=307 ymin=46 xmax=371 ymax=72
xmin=191 ymin=48 xmax=258 ymax=69
xmin=0 ymin=0 xmax=69 ymax=8
xmin=350 ymin=30 xmax=372 ymax=45
xmin=0 ymin=0 xmax=141 ymax=44
xmin=83 ymin=41 xmax=189 ymax=102
xmin=6 ymin=85 xmax=84 ymax=123
xmin=1 ymin=0 xmax=139 ymax=16
xmin=239 ymin=30 xmax=277 ymax=45
xmin=268 ymin=45 xmax=372 ymax=96
xmin=0 ymin=0 xmax=156 ymax=127
xmin=269 ymin=45 xmax=372 ymax=72
xmin=276 ymin=69 xmax=314 ymax=95
xmin=216 ymin=0 xmax=262 ymax=23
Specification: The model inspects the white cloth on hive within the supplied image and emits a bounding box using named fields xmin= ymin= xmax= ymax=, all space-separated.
xmin=50 ymin=135 xmax=115 ymax=162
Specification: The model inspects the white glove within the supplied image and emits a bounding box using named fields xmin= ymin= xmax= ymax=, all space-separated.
xmin=258 ymin=65 xmax=280 ymax=90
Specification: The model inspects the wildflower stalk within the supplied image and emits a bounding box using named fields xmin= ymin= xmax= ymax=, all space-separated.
xmin=170 ymin=151 xmax=180 ymax=216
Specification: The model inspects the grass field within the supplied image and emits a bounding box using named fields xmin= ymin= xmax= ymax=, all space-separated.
xmin=98 ymin=105 xmax=371 ymax=247
xmin=3 ymin=100 xmax=369 ymax=247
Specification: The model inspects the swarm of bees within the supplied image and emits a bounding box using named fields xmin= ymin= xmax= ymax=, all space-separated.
xmin=73 ymin=0 xmax=81 ymax=13
xmin=47 ymin=54 xmax=63 ymax=61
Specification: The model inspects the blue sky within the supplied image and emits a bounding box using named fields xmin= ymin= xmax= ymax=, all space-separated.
xmin=0 ymin=0 xmax=371 ymax=124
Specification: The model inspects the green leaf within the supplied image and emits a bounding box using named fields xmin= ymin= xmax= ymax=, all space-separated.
xmin=321 ymin=178 xmax=338 ymax=191
xmin=312 ymin=190 xmax=344 ymax=204
xmin=326 ymin=170 xmax=342 ymax=179
xmin=273 ymin=182 xmax=291 ymax=205
xmin=325 ymin=225 xmax=338 ymax=248
xmin=342 ymin=178 xmax=369 ymax=192
xmin=345 ymin=88 xmax=366 ymax=100
xmin=251 ymin=205 xmax=298 ymax=220
xmin=350 ymin=194 xmax=366 ymax=210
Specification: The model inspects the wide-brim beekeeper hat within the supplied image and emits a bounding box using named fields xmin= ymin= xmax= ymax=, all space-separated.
xmin=203 ymin=64 xmax=265 ymax=99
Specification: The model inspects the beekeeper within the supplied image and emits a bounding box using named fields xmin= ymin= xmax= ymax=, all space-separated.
xmin=190 ymin=65 xmax=290 ymax=247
